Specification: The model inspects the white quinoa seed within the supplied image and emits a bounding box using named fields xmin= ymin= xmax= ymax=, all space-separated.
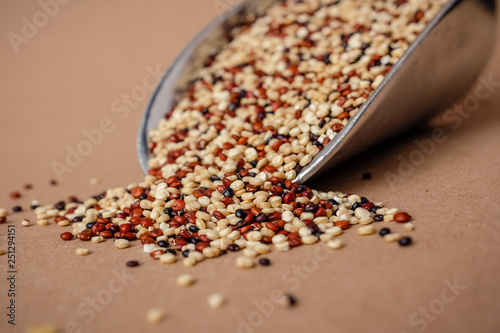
xmin=177 ymin=274 xmax=195 ymax=287
xmin=76 ymin=248 xmax=90 ymax=256
xmin=208 ymin=293 xmax=226 ymax=309
xmin=146 ymin=308 xmax=165 ymax=324
xmin=114 ymin=239 xmax=130 ymax=249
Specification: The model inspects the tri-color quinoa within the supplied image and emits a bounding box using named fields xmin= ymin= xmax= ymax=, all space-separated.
xmin=32 ymin=0 xmax=444 ymax=266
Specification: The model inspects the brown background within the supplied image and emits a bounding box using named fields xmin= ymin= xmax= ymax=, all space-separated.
xmin=1 ymin=1 xmax=500 ymax=332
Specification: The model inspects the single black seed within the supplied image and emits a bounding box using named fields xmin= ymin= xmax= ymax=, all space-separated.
xmin=50 ymin=180 xmax=58 ymax=186
xmin=238 ymin=89 xmax=247 ymax=99
xmin=178 ymin=209 xmax=186 ymax=216
xmin=13 ymin=206 xmax=22 ymax=212
xmin=165 ymin=249 xmax=177 ymax=255
xmin=54 ymin=201 xmax=65 ymax=210
xmin=109 ymin=224 xmax=120 ymax=233
xmin=249 ymin=172 xmax=257 ymax=177
xmin=188 ymin=225 xmax=199 ymax=233
xmin=255 ymin=213 xmax=268 ymax=223
xmin=182 ymin=250 xmax=190 ymax=257
xmin=360 ymin=197 xmax=369 ymax=204
xmin=236 ymin=220 xmax=247 ymax=228
xmin=328 ymin=199 xmax=337 ymax=206
xmin=235 ymin=209 xmax=247 ymax=218
xmin=312 ymin=230 xmax=323 ymax=237
xmin=399 ymin=237 xmax=412 ymax=246
xmin=250 ymin=160 xmax=258 ymax=167
xmin=189 ymin=238 xmax=201 ymax=244
xmin=157 ymin=240 xmax=169 ymax=248
xmin=352 ymin=202 xmax=362 ymax=210
xmin=163 ymin=207 xmax=173 ymax=215
xmin=138 ymin=194 xmax=147 ymax=200
xmin=30 ymin=204 xmax=39 ymax=210
xmin=210 ymin=175 xmax=221 ymax=182
xmin=86 ymin=222 xmax=97 ymax=229
xmin=227 ymin=244 xmax=240 ymax=252
xmin=296 ymin=185 xmax=306 ymax=193
xmin=222 ymin=188 xmax=234 ymax=197
xmin=72 ymin=216 xmax=83 ymax=222
xmin=362 ymin=172 xmax=372 ymax=180
xmin=379 ymin=228 xmax=391 ymax=237
xmin=259 ymin=258 xmax=271 ymax=266
xmin=305 ymin=203 xmax=317 ymax=212
xmin=126 ymin=260 xmax=139 ymax=267
xmin=228 ymin=102 xmax=238 ymax=111
xmin=371 ymin=205 xmax=381 ymax=213
xmin=374 ymin=214 xmax=384 ymax=222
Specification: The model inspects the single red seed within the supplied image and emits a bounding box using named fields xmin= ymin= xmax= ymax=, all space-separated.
xmin=60 ymin=232 xmax=73 ymax=240
xmin=10 ymin=192 xmax=21 ymax=199
xmin=335 ymin=220 xmax=350 ymax=230
xmin=172 ymin=199 xmax=186 ymax=211
xmin=394 ymin=212 xmax=412 ymax=223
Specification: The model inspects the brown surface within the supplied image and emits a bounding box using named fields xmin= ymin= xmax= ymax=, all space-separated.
xmin=1 ymin=1 xmax=500 ymax=332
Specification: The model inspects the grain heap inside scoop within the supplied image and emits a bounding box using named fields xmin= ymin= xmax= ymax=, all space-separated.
xmin=34 ymin=0 xmax=446 ymax=266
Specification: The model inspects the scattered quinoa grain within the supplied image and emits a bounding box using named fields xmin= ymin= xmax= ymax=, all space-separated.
xmin=177 ymin=273 xmax=195 ymax=287
xmin=10 ymin=192 xmax=21 ymax=199
xmin=399 ymin=237 xmax=412 ymax=247
xmin=403 ymin=222 xmax=414 ymax=231
xmin=236 ymin=256 xmax=255 ymax=269
xmin=146 ymin=308 xmax=165 ymax=324
xmin=126 ymin=260 xmax=139 ymax=267
xmin=384 ymin=233 xmax=402 ymax=243
xmin=22 ymin=219 xmax=30 ymax=226
xmin=208 ymin=293 xmax=226 ymax=309
xmin=114 ymin=239 xmax=130 ymax=249
xmin=357 ymin=225 xmax=376 ymax=235
xmin=76 ymin=248 xmax=90 ymax=256
xmin=327 ymin=239 xmax=344 ymax=250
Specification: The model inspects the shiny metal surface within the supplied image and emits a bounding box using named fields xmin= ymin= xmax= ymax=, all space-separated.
xmin=137 ymin=0 xmax=496 ymax=183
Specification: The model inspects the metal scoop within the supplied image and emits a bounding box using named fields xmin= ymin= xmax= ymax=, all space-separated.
xmin=137 ymin=0 xmax=496 ymax=183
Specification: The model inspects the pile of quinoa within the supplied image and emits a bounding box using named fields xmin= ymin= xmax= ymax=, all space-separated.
xmin=30 ymin=0 xmax=446 ymax=267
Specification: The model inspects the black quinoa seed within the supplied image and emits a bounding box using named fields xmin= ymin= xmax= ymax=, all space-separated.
xmin=222 ymin=188 xmax=234 ymax=197
xmin=373 ymin=214 xmax=384 ymax=222
xmin=54 ymin=201 xmax=65 ymax=210
xmin=227 ymin=244 xmax=240 ymax=252
xmin=13 ymin=206 xmax=22 ymax=212
xmin=126 ymin=260 xmax=139 ymax=267
xmin=379 ymin=228 xmax=391 ymax=236
xmin=259 ymin=258 xmax=271 ymax=266
xmin=399 ymin=237 xmax=412 ymax=246
xmin=188 ymin=225 xmax=199 ymax=233
xmin=157 ymin=240 xmax=169 ymax=248
xmin=235 ymin=209 xmax=247 ymax=218
xmin=210 ymin=175 xmax=221 ymax=182
xmin=86 ymin=222 xmax=97 ymax=229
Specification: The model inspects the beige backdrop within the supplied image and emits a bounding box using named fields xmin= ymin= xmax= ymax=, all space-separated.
xmin=1 ymin=1 xmax=499 ymax=332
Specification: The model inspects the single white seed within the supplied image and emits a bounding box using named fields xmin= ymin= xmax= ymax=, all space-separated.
xmin=236 ymin=256 xmax=255 ymax=268
xmin=208 ymin=293 xmax=226 ymax=309
xmin=21 ymin=219 xmax=30 ymax=226
xmin=357 ymin=225 xmax=376 ymax=235
xmin=403 ymin=222 xmax=414 ymax=232
xmin=146 ymin=308 xmax=165 ymax=324
xmin=114 ymin=239 xmax=130 ymax=249
xmin=327 ymin=239 xmax=344 ymax=250
xmin=177 ymin=274 xmax=195 ymax=287
xmin=76 ymin=248 xmax=90 ymax=256
xmin=159 ymin=253 xmax=176 ymax=264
